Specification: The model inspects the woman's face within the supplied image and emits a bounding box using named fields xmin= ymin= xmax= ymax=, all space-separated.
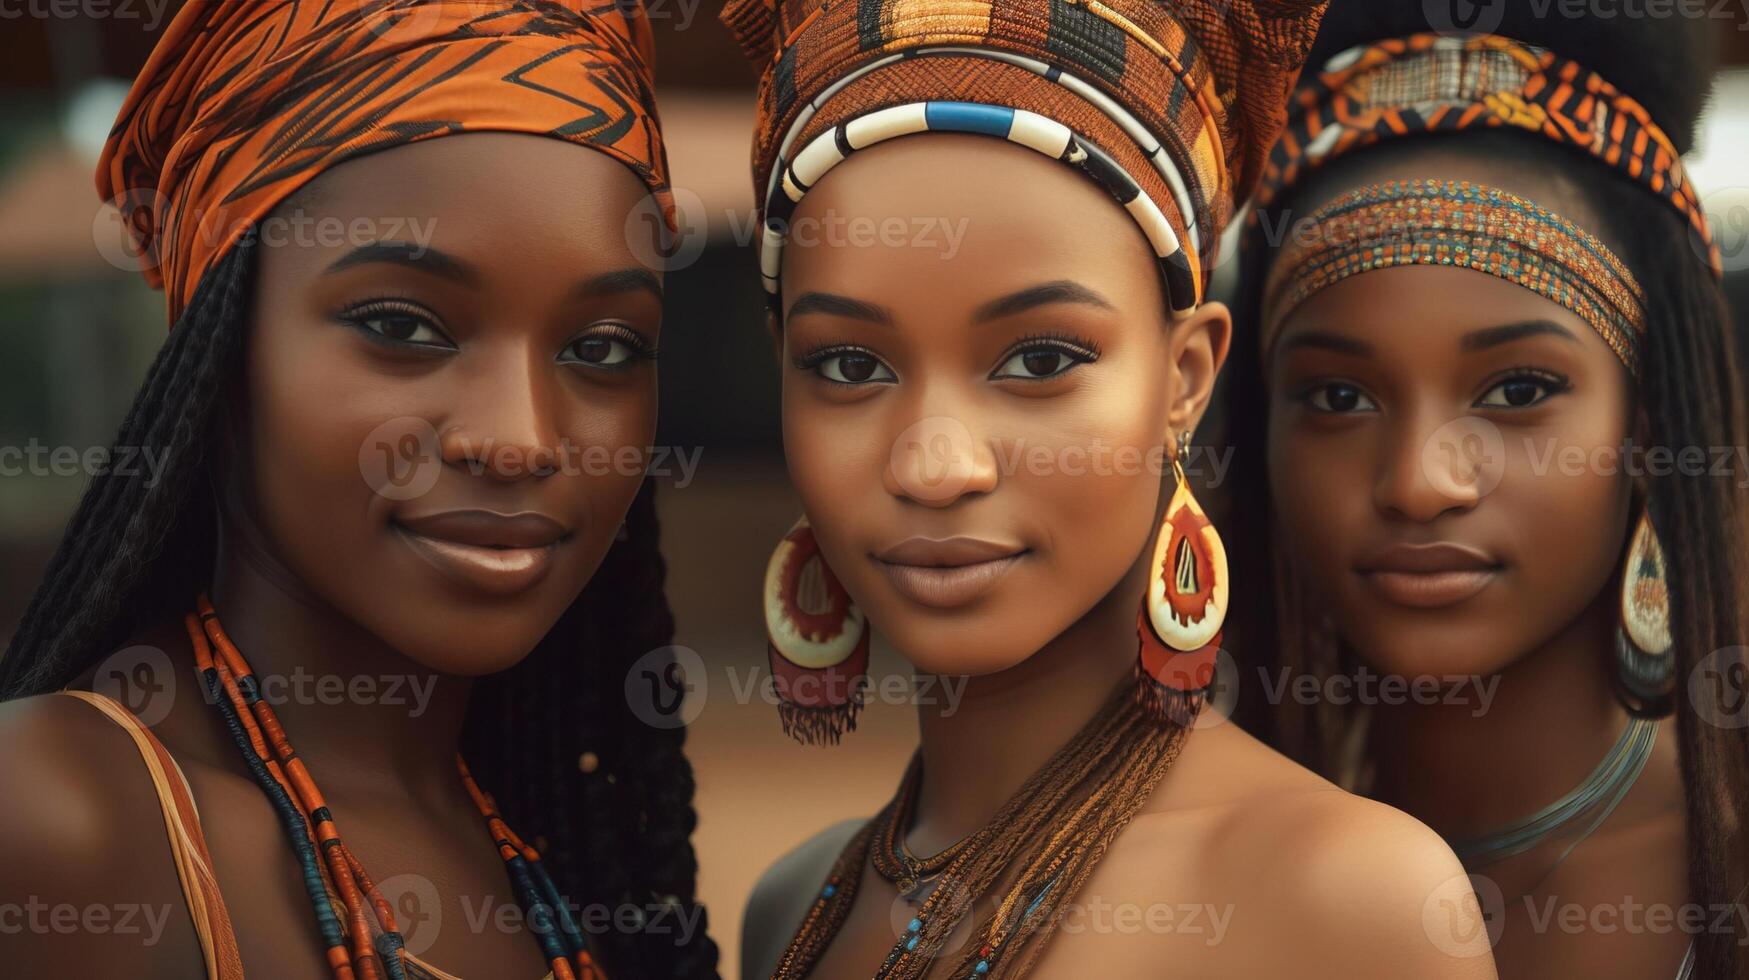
xmin=779 ymin=134 xmax=1227 ymax=676
xmin=241 ymin=132 xmax=662 ymax=674
xmin=1264 ymin=153 xmax=1635 ymax=679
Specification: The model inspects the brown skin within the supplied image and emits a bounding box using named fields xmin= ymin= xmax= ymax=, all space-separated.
xmin=0 ymin=133 xmax=663 ymax=977
xmin=743 ymin=135 xmax=1496 ymax=978
xmin=1264 ymin=147 xmax=1687 ymax=977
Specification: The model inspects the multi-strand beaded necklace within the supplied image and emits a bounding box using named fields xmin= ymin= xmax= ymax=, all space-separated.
xmin=186 ymin=593 xmax=603 ymax=980
xmin=772 ymin=680 xmax=1191 ymax=979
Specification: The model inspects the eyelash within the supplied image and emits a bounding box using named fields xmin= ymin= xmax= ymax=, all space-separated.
xmin=792 ymin=344 xmax=888 ymax=387
xmin=1000 ymin=332 xmax=1102 ymax=363
xmin=792 ymin=332 xmax=1103 ymax=386
xmin=1476 ymin=366 xmax=1571 ymax=406
xmin=1293 ymin=378 xmax=1374 ymax=414
xmin=563 ymin=321 xmax=660 ymax=369
xmin=339 ymin=299 xmax=657 ymax=366
xmin=793 ymin=343 xmax=867 ymax=371
xmin=1292 ymin=367 xmax=1574 ymax=414
xmin=338 ymin=297 xmax=452 ymax=349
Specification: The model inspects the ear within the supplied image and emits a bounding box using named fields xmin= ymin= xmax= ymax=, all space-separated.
xmin=1165 ymin=300 xmax=1232 ymax=438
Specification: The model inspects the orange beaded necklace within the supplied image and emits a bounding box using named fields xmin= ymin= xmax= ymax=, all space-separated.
xmin=186 ymin=593 xmax=603 ymax=980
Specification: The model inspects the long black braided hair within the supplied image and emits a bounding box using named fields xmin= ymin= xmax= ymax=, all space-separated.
xmin=0 ymin=231 xmax=720 ymax=978
xmin=1218 ymin=8 xmax=1748 ymax=977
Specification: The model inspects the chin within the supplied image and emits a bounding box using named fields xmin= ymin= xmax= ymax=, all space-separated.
xmin=1341 ymin=613 xmax=1528 ymax=682
xmin=390 ymin=624 xmax=546 ymax=677
xmin=863 ymin=597 xmax=1067 ymax=678
xmin=357 ymin=592 xmax=571 ymax=678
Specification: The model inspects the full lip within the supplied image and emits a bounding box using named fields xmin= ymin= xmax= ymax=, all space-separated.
xmin=392 ymin=509 xmax=572 ymax=597
xmin=871 ymin=536 xmax=1029 ymax=609
xmin=1353 ymin=541 xmax=1503 ymax=610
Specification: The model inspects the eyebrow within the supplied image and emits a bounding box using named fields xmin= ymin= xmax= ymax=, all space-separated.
xmin=785 ymin=291 xmax=894 ymax=325
xmin=1460 ymin=319 xmax=1579 ymax=351
xmin=323 ymin=246 xmax=661 ymax=303
xmin=324 ymin=241 xmax=474 ymax=282
xmin=1275 ymin=330 xmax=1373 ymax=357
xmin=973 ymin=280 xmax=1115 ymax=322
xmin=572 ymin=267 xmax=663 ymax=303
xmin=1275 ymin=318 xmax=1583 ymax=361
xmin=784 ymin=280 xmax=1116 ymax=327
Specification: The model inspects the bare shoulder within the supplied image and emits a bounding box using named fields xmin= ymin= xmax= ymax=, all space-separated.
xmin=0 ymin=691 xmax=205 ymax=976
xmin=741 ymin=817 xmax=866 ymax=980
xmin=1235 ymin=789 xmax=1496 ymax=977
xmin=1105 ymin=721 xmax=1498 ymax=976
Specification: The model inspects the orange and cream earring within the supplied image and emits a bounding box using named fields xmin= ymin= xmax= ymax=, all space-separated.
xmin=1136 ymin=430 xmax=1228 ymax=726
xmin=764 ymin=517 xmax=870 ymax=745
xmin=1615 ymin=508 xmax=1675 ymax=717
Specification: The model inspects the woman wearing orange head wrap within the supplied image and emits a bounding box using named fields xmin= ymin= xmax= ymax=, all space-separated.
xmin=0 ymin=3 xmax=714 ymax=978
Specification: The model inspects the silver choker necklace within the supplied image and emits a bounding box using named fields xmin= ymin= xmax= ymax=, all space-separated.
xmin=1448 ymin=714 xmax=1658 ymax=870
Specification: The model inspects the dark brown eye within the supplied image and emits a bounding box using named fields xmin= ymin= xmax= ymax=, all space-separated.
xmin=341 ymin=301 xmax=448 ymax=347
xmin=815 ymin=351 xmax=894 ymax=384
xmin=375 ymin=314 xmax=426 ymax=341
xmin=568 ymin=337 xmax=614 ymax=364
xmin=1477 ymin=372 xmax=1568 ymax=409
xmin=992 ymin=343 xmax=1090 ymax=380
xmin=1306 ymin=382 xmax=1375 ymax=413
xmin=838 ymin=354 xmax=878 ymax=382
xmin=561 ymin=328 xmax=645 ymax=368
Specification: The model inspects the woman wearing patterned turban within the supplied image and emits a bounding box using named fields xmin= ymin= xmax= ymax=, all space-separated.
xmin=0 ymin=3 xmax=715 ymax=978
xmin=1218 ymin=6 xmax=1746 ymax=978
xmin=722 ymin=1 xmax=1495 ymax=977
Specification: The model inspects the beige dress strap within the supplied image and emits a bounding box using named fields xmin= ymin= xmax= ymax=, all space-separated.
xmin=59 ymin=689 xmax=247 ymax=979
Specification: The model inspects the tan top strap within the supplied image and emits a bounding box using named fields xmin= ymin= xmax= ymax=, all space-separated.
xmin=60 ymin=690 xmax=246 ymax=979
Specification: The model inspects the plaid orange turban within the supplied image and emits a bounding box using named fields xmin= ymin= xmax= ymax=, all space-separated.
xmin=99 ymin=0 xmax=671 ymax=325
xmin=722 ymin=0 xmax=1328 ymax=317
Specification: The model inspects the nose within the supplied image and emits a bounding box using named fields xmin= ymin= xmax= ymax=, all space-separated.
xmin=882 ymin=400 xmax=1000 ymax=509
xmin=1373 ymin=409 xmax=1490 ymax=523
xmin=438 ymin=343 xmax=564 ymax=481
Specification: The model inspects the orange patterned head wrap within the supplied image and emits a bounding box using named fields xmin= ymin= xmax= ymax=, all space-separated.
xmin=99 ymin=0 xmax=672 ymax=325
xmin=721 ymin=0 xmax=1328 ymax=318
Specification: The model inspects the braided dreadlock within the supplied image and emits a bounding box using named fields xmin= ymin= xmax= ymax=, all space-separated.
xmin=0 ymin=232 xmax=719 ymax=979
xmin=1218 ymin=9 xmax=1748 ymax=978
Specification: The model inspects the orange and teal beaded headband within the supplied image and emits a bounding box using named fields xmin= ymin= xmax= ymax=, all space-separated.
xmin=1254 ymin=32 xmax=1721 ymax=277
xmin=1262 ymin=179 xmax=1647 ymax=377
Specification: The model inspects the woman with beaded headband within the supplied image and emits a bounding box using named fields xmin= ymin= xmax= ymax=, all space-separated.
xmin=1218 ymin=6 xmax=1749 ymax=978
xmin=722 ymin=1 xmax=1496 ymax=977
xmin=0 ymin=3 xmax=717 ymax=977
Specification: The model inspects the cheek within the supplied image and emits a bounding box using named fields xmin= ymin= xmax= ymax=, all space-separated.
xmin=248 ymin=337 xmax=388 ymax=541
xmin=552 ymin=387 xmax=657 ymax=541
xmin=1266 ymin=411 xmax=1364 ymax=575
xmin=1497 ymin=421 xmax=1632 ymax=602
xmin=1000 ymin=381 xmax=1165 ymax=561
xmin=781 ymin=385 xmax=894 ymax=523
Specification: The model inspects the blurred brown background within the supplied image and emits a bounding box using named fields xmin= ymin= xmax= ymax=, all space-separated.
xmin=3 ymin=4 xmax=1749 ymax=976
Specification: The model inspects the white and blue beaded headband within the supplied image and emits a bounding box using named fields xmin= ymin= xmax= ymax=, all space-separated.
xmin=758 ymin=46 xmax=1205 ymax=321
